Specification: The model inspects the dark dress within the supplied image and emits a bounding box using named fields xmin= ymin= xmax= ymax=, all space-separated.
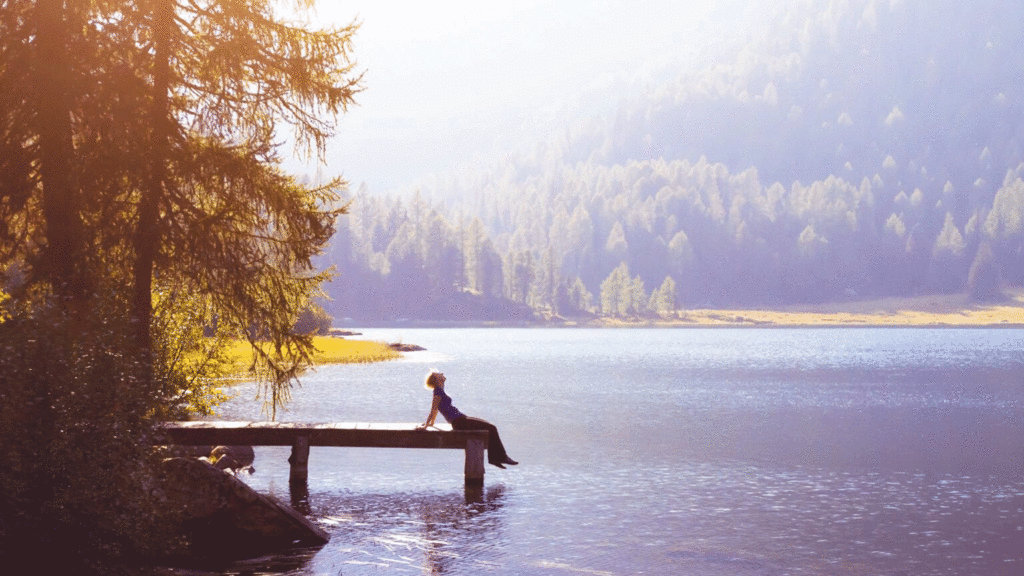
xmin=434 ymin=386 xmax=511 ymax=466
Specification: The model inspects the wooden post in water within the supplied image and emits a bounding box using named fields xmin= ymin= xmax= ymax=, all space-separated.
xmin=464 ymin=437 xmax=485 ymax=486
xmin=289 ymin=435 xmax=310 ymax=483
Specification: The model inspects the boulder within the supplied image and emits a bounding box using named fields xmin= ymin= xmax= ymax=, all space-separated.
xmin=153 ymin=457 xmax=328 ymax=562
xmin=212 ymin=445 xmax=255 ymax=466
xmin=210 ymin=445 xmax=255 ymax=473
xmin=162 ymin=445 xmax=254 ymax=465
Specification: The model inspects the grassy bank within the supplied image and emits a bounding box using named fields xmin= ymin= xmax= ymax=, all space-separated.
xmin=584 ymin=290 xmax=1024 ymax=328
xmin=221 ymin=336 xmax=399 ymax=375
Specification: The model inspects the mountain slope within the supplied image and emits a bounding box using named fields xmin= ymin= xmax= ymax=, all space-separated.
xmin=322 ymin=0 xmax=1024 ymax=320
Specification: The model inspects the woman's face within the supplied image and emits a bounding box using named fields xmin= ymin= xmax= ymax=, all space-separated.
xmin=435 ymin=372 xmax=446 ymax=387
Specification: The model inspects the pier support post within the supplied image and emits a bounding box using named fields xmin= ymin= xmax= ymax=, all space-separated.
xmin=464 ymin=437 xmax=485 ymax=486
xmin=289 ymin=435 xmax=310 ymax=483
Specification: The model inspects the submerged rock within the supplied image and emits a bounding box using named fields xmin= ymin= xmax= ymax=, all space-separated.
xmin=328 ymin=328 xmax=362 ymax=337
xmin=389 ymin=342 xmax=426 ymax=352
xmin=152 ymin=457 xmax=328 ymax=563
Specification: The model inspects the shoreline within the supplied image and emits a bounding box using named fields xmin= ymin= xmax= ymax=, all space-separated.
xmin=603 ymin=290 xmax=1024 ymax=329
xmin=577 ymin=320 xmax=1024 ymax=329
xmin=337 ymin=290 xmax=1024 ymax=330
xmin=576 ymin=291 xmax=1024 ymax=328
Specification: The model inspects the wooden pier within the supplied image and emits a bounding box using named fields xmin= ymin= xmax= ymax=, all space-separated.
xmin=157 ymin=421 xmax=490 ymax=486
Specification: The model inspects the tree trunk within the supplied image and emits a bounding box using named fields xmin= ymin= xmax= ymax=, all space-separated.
xmin=133 ymin=0 xmax=171 ymax=357
xmin=35 ymin=0 xmax=85 ymax=302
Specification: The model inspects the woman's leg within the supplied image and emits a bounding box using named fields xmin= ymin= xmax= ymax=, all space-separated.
xmin=452 ymin=416 xmax=509 ymax=464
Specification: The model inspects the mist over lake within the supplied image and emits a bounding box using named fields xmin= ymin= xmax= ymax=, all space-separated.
xmin=291 ymin=0 xmax=1024 ymax=325
xmin=220 ymin=328 xmax=1024 ymax=575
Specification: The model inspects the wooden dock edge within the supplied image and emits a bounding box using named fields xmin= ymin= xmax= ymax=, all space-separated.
xmin=156 ymin=422 xmax=489 ymax=486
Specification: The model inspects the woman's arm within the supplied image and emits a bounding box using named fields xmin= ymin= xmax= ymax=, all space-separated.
xmin=417 ymin=394 xmax=441 ymax=429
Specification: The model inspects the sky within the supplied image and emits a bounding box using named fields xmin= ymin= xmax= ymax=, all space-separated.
xmin=285 ymin=0 xmax=770 ymax=194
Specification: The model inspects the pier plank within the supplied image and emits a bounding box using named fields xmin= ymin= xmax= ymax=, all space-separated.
xmin=157 ymin=421 xmax=488 ymax=485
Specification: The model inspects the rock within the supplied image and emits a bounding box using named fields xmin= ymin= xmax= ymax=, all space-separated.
xmin=161 ymin=444 xmax=254 ymax=468
xmin=153 ymin=457 xmax=328 ymax=563
xmin=210 ymin=445 xmax=255 ymax=472
xmin=389 ymin=342 xmax=426 ymax=352
xmin=212 ymin=454 xmax=238 ymax=472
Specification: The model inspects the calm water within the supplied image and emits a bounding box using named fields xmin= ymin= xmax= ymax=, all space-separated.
xmin=217 ymin=328 xmax=1024 ymax=575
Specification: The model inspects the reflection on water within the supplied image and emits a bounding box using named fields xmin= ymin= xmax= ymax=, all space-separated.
xmin=309 ymin=485 xmax=506 ymax=576
xmin=289 ymin=478 xmax=311 ymax=516
xmin=245 ymin=463 xmax=1023 ymax=576
xmin=215 ymin=485 xmax=507 ymax=575
xmin=209 ymin=329 xmax=1024 ymax=575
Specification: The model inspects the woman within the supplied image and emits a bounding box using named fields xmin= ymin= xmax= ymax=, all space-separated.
xmin=416 ymin=371 xmax=518 ymax=469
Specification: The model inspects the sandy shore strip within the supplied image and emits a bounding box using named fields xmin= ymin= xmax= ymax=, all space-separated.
xmin=582 ymin=290 xmax=1024 ymax=328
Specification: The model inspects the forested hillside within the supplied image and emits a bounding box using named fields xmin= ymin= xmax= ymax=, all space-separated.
xmin=320 ymin=0 xmax=1024 ymax=322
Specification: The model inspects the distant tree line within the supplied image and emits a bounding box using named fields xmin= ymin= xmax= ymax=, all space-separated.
xmin=321 ymin=157 xmax=1019 ymax=321
xmin=320 ymin=0 xmax=1023 ymax=321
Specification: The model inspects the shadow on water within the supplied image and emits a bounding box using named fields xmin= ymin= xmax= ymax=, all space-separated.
xmin=289 ymin=475 xmax=493 ymax=516
xmin=210 ymin=483 xmax=508 ymax=575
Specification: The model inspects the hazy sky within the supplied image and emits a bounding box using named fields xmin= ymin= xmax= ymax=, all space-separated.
xmin=288 ymin=0 xmax=769 ymax=193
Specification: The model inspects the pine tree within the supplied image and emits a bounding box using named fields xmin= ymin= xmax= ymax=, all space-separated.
xmin=1 ymin=0 xmax=362 ymax=415
xmin=1 ymin=4 xmax=361 ymax=567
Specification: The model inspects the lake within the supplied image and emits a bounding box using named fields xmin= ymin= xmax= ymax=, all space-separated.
xmin=216 ymin=328 xmax=1024 ymax=575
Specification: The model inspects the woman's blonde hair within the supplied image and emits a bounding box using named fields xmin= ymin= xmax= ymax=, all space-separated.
xmin=424 ymin=371 xmax=444 ymax=389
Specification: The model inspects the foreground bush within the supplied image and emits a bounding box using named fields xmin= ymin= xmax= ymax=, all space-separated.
xmin=0 ymin=304 xmax=176 ymax=574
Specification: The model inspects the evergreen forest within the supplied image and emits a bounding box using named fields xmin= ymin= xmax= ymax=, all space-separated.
xmin=319 ymin=0 xmax=1024 ymax=322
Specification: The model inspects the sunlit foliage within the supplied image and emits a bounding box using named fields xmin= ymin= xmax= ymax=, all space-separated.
xmin=1 ymin=0 xmax=360 ymax=569
xmin=1 ymin=0 xmax=361 ymax=411
xmin=151 ymin=285 xmax=233 ymax=419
